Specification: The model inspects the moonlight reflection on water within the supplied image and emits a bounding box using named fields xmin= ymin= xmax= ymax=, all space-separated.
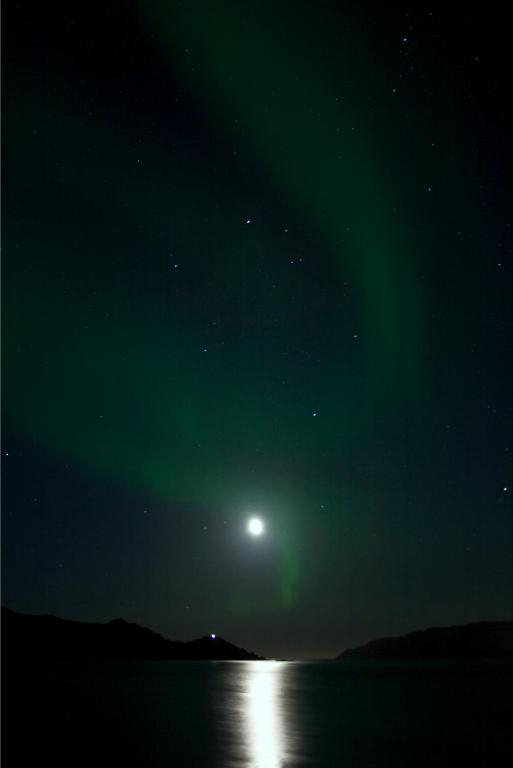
xmin=243 ymin=662 xmax=285 ymax=768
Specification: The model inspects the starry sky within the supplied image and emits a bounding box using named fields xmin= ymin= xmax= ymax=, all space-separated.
xmin=2 ymin=0 xmax=512 ymax=659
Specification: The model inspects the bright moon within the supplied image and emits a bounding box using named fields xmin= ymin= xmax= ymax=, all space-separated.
xmin=248 ymin=517 xmax=264 ymax=536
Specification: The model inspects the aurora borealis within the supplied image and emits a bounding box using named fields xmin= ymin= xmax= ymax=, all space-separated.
xmin=2 ymin=0 xmax=511 ymax=658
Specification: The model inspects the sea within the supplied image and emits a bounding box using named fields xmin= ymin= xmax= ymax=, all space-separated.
xmin=3 ymin=658 xmax=512 ymax=766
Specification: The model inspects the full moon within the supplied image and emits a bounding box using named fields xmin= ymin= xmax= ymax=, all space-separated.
xmin=247 ymin=517 xmax=264 ymax=536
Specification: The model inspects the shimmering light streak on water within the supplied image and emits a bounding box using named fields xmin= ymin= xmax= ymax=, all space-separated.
xmin=243 ymin=661 xmax=285 ymax=768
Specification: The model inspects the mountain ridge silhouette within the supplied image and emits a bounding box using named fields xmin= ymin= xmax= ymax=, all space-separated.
xmin=1 ymin=607 xmax=264 ymax=661
xmin=336 ymin=620 xmax=513 ymax=660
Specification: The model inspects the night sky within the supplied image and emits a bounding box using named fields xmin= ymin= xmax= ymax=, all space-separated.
xmin=2 ymin=0 xmax=512 ymax=659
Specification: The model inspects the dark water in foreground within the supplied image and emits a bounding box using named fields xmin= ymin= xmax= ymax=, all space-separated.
xmin=4 ymin=659 xmax=512 ymax=766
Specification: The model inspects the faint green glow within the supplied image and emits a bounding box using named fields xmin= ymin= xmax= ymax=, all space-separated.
xmin=140 ymin=0 xmax=422 ymax=403
xmin=280 ymin=548 xmax=300 ymax=606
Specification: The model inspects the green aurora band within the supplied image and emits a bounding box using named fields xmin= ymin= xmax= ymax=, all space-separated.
xmin=4 ymin=1 xmax=488 ymax=610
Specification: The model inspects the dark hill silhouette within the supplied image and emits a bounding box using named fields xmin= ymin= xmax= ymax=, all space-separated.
xmin=336 ymin=621 xmax=513 ymax=660
xmin=1 ymin=607 xmax=263 ymax=661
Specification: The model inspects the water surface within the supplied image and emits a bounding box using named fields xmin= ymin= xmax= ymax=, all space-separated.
xmin=4 ymin=659 xmax=512 ymax=766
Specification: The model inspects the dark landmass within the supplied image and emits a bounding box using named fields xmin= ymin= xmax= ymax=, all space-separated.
xmin=1 ymin=607 xmax=264 ymax=661
xmin=336 ymin=621 xmax=513 ymax=660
